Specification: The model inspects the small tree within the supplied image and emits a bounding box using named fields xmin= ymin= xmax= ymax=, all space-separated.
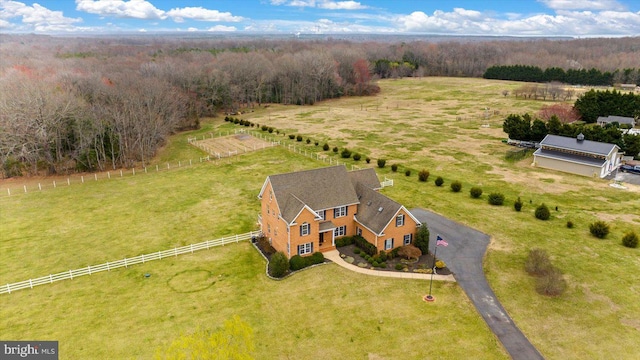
xmin=391 ymin=164 xmax=398 ymax=172
xmin=340 ymin=148 xmax=352 ymax=158
xmin=296 ymin=135 xmax=303 ymax=142
xmin=589 ymin=221 xmax=610 ymax=239
xmin=535 ymin=203 xmax=550 ymax=220
xmin=418 ymin=170 xmax=430 ymax=182
xmin=450 ymin=181 xmax=462 ymax=192
xmin=405 ymin=170 xmax=411 ymax=177
xmin=289 ymin=134 xmax=295 ymax=139
xmin=323 ymin=143 xmax=330 ymax=151
xmin=268 ymin=252 xmax=289 ymax=278
xmin=514 ymin=197 xmax=523 ymax=212
xmin=434 ymin=176 xmax=444 ymax=187
xmin=397 ymin=245 xmax=422 ymax=260
xmin=306 ymin=138 xmax=311 ymax=144
xmin=525 ymin=248 xmax=551 ymax=276
xmin=566 ymin=220 xmax=574 ymax=229
xmin=470 ymin=187 xmax=483 ymax=198
xmin=414 ymin=224 xmax=430 ymax=254
xmin=353 ymin=153 xmax=361 ymax=161
xmin=488 ymin=193 xmax=505 ymax=206
xmin=622 ymin=231 xmax=639 ymax=248
xmin=377 ymin=159 xmax=386 ymax=168
xmin=366 ymin=157 xmax=371 ymax=164
xmin=332 ymin=146 xmax=339 ymax=153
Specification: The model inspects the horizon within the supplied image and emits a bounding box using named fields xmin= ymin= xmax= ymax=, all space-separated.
xmin=1 ymin=0 xmax=639 ymax=37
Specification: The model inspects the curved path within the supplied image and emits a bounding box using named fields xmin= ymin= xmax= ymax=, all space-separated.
xmin=410 ymin=208 xmax=544 ymax=360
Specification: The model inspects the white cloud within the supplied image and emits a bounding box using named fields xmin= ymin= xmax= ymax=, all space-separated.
xmin=166 ymin=7 xmax=243 ymax=23
xmin=538 ymin=0 xmax=626 ymax=11
xmin=0 ymin=0 xmax=83 ymax=31
xmin=207 ymin=25 xmax=237 ymax=32
xmin=75 ymin=0 xmax=166 ymax=20
xmin=270 ymin=0 xmax=367 ymax=10
xmin=319 ymin=1 xmax=368 ymax=10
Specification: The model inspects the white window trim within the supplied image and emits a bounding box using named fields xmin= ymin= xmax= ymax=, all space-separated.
xmin=403 ymin=234 xmax=412 ymax=246
xmin=334 ymin=206 xmax=347 ymax=218
xmin=334 ymin=225 xmax=347 ymax=237
xmin=300 ymin=223 xmax=310 ymax=236
xmin=298 ymin=242 xmax=313 ymax=255
xmin=396 ymin=214 xmax=404 ymax=227
xmin=384 ymin=238 xmax=394 ymax=250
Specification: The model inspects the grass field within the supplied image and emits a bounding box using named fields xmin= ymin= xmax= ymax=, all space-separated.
xmin=1 ymin=77 xmax=639 ymax=359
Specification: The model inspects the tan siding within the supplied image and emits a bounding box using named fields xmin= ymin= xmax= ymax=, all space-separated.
xmin=534 ymin=156 xmax=602 ymax=177
xmin=377 ymin=209 xmax=420 ymax=252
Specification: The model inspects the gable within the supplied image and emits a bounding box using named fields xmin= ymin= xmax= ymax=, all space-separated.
xmin=354 ymin=183 xmax=403 ymax=235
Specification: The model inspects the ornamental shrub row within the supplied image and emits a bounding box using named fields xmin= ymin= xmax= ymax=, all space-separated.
xmin=289 ymin=252 xmax=325 ymax=271
xmin=353 ymin=235 xmax=378 ymax=256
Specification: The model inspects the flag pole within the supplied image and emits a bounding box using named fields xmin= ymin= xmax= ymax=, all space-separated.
xmin=424 ymin=234 xmax=438 ymax=302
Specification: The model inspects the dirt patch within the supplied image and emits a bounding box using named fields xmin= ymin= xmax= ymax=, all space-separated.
xmin=191 ymin=133 xmax=276 ymax=158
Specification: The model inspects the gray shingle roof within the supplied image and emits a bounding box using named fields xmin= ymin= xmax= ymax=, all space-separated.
xmin=539 ymin=134 xmax=618 ymax=156
xmin=353 ymin=183 xmax=401 ymax=235
xmin=268 ymin=166 xmax=360 ymax=224
xmin=348 ymin=168 xmax=381 ymax=190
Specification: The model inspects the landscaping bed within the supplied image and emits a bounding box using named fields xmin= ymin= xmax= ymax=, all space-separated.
xmin=337 ymin=244 xmax=452 ymax=275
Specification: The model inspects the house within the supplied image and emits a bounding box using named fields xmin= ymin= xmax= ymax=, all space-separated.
xmin=533 ymin=134 xmax=621 ymax=178
xmin=257 ymin=165 xmax=421 ymax=258
xmin=596 ymin=116 xmax=636 ymax=128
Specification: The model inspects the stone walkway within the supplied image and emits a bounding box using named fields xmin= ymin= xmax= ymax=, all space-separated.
xmin=323 ymin=250 xmax=455 ymax=282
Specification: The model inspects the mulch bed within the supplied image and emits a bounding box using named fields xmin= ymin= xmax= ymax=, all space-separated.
xmin=337 ymin=244 xmax=452 ymax=275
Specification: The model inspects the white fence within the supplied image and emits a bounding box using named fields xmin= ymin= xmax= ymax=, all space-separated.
xmin=0 ymin=231 xmax=260 ymax=295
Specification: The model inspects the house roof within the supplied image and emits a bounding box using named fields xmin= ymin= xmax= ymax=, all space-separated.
xmin=348 ymin=168 xmax=381 ymax=190
xmin=596 ymin=116 xmax=635 ymax=125
xmin=266 ymin=166 xmax=360 ymax=224
xmin=539 ymin=134 xmax=619 ymax=157
xmin=353 ymin=183 xmax=402 ymax=235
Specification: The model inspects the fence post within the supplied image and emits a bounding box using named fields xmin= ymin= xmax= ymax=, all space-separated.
xmin=142 ymin=254 xmax=145 ymax=263
xmin=69 ymin=270 xmax=73 ymax=279
xmin=7 ymin=284 xmax=10 ymax=294
xmin=167 ymin=163 xmax=170 ymax=169
xmin=158 ymin=251 xmax=162 ymax=260
xmin=124 ymin=258 xmax=128 ymax=268
xmin=133 ymin=168 xmax=135 ymax=176
xmin=53 ymin=180 xmax=56 ymax=188
xmin=120 ymin=170 xmax=123 ymax=177
xmin=7 ymin=188 xmax=10 ymax=196
xmin=67 ymin=178 xmax=70 ymax=185
xmin=95 ymin=174 xmax=98 ymax=181
xmin=29 ymin=279 xmax=33 ymax=289
xmin=38 ymin=183 xmax=41 ymax=191
xmin=88 ymin=265 xmax=91 ymax=275
xmin=190 ymin=244 xmax=194 ymax=253
xmin=107 ymin=262 xmax=110 ymax=271
xmin=174 ymin=247 xmax=178 ymax=257
xmin=236 ymin=234 xmax=239 ymax=243
xmin=24 ymin=185 xmax=27 ymax=193
xmin=49 ymin=274 xmax=53 ymax=283
xmin=108 ymin=172 xmax=110 ymax=179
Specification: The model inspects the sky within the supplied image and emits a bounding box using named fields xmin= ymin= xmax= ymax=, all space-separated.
xmin=1 ymin=0 xmax=639 ymax=37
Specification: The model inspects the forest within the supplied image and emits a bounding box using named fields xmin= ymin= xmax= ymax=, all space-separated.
xmin=1 ymin=34 xmax=639 ymax=177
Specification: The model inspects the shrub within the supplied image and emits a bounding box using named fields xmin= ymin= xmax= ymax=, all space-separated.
xmin=261 ymin=125 xmax=269 ymax=131
xmin=309 ymin=252 xmax=324 ymax=265
xmin=289 ymin=134 xmax=295 ymax=139
xmin=535 ymin=266 xmax=566 ymax=296
xmin=333 ymin=147 xmax=339 ymax=153
xmin=418 ymin=170 xmax=430 ymax=182
xmin=414 ymin=224 xmax=430 ymax=254
xmin=323 ymin=143 xmax=330 ymax=151
xmin=391 ymin=164 xmax=398 ymax=172
xmin=535 ymin=203 xmax=550 ymax=220
xmin=470 ymin=187 xmax=483 ymax=198
xmin=378 ymin=251 xmax=388 ymax=262
xmin=314 ymin=141 xmax=319 ymax=146
xmin=389 ymin=247 xmax=400 ymax=259
xmin=289 ymin=255 xmax=307 ymax=271
xmin=268 ymin=252 xmax=289 ymax=278
xmin=525 ymin=248 xmax=551 ymax=276
xmin=353 ymin=153 xmax=361 ymax=161
xmin=353 ymin=235 xmax=377 ymax=256
xmin=257 ymin=236 xmax=276 ymax=256
xmin=377 ymin=159 xmax=386 ymax=168
xmin=397 ymin=245 xmax=422 ymax=260
xmin=488 ymin=193 xmax=505 ymax=206
xmin=296 ymin=135 xmax=303 ymax=142
xmin=395 ymin=263 xmax=405 ymax=271
xmin=268 ymin=127 xmax=274 ymax=133
xmin=435 ymin=260 xmax=446 ymax=269
xmin=366 ymin=157 xmax=371 ymax=164
xmin=379 ymin=262 xmax=387 ymax=268
xmin=566 ymin=221 xmax=574 ymax=229
xmin=622 ymin=231 xmax=639 ymax=248
xmin=589 ymin=221 xmax=610 ymax=239
xmin=340 ymin=148 xmax=352 ymax=158
xmin=434 ymin=176 xmax=444 ymax=187
xmin=336 ymin=236 xmax=354 ymax=247
xmin=450 ymin=181 xmax=462 ymax=192
xmin=306 ymin=138 xmax=311 ymax=144
xmin=405 ymin=170 xmax=411 ymax=177
xmin=514 ymin=197 xmax=523 ymax=212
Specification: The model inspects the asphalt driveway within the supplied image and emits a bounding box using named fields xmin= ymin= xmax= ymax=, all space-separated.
xmin=410 ymin=208 xmax=544 ymax=360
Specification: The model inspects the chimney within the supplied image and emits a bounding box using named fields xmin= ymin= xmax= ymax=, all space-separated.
xmin=577 ymin=133 xmax=584 ymax=142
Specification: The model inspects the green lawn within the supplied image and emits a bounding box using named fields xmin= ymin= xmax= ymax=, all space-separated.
xmin=1 ymin=77 xmax=639 ymax=359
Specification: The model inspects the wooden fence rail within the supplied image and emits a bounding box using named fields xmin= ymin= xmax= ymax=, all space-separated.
xmin=1 ymin=231 xmax=260 ymax=295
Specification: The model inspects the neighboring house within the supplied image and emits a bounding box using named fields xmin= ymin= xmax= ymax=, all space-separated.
xmin=596 ymin=116 xmax=636 ymax=128
xmin=257 ymin=165 xmax=421 ymax=258
xmin=533 ymin=134 xmax=621 ymax=178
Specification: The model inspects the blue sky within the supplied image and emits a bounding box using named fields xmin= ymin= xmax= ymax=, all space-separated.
xmin=1 ymin=0 xmax=639 ymax=36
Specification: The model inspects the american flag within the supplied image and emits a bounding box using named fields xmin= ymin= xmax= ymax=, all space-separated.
xmin=436 ymin=235 xmax=448 ymax=247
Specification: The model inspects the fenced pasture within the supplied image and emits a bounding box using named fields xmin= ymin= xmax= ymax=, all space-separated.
xmin=188 ymin=131 xmax=278 ymax=159
xmin=2 ymin=77 xmax=640 ymax=359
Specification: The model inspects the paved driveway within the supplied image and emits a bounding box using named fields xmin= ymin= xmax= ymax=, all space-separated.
xmin=410 ymin=208 xmax=544 ymax=360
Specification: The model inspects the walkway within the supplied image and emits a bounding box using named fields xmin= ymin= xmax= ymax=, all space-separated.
xmin=410 ymin=208 xmax=544 ymax=360
xmin=323 ymin=250 xmax=455 ymax=282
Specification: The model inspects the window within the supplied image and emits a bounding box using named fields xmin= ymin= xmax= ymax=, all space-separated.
xmin=403 ymin=234 xmax=412 ymax=246
xmin=298 ymin=242 xmax=313 ymax=255
xmin=334 ymin=225 xmax=346 ymax=237
xmin=300 ymin=222 xmax=310 ymax=236
xmin=267 ymin=224 xmax=271 ymax=234
xmin=318 ymin=210 xmax=326 ymax=220
xmin=269 ymin=190 xmax=273 ymax=200
xmin=267 ymin=205 xmax=270 ymax=215
xmin=384 ymin=238 xmax=394 ymax=250
xmin=396 ymin=214 xmax=404 ymax=227
xmin=356 ymin=227 xmax=362 ymax=236
xmin=334 ymin=206 xmax=347 ymax=218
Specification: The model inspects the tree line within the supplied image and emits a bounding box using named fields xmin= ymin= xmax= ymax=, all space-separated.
xmin=1 ymin=34 xmax=639 ymax=177
xmin=483 ymin=65 xmax=640 ymax=86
